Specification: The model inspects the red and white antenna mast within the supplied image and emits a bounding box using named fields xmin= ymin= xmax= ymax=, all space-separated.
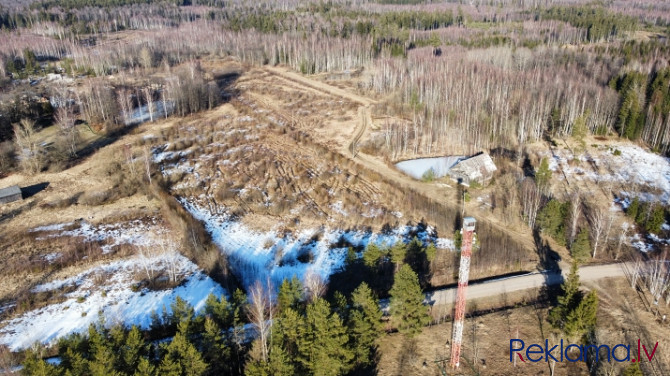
xmin=450 ymin=216 xmax=476 ymax=369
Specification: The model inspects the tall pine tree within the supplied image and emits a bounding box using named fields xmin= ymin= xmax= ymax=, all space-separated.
xmin=389 ymin=264 xmax=430 ymax=336
xmin=297 ymin=298 xmax=353 ymax=375
xmin=348 ymin=282 xmax=383 ymax=367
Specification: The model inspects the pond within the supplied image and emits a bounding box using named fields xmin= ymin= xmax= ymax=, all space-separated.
xmin=395 ymin=156 xmax=464 ymax=180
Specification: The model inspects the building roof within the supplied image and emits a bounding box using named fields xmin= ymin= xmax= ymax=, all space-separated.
xmin=449 ymin=153 xmax=497 ymax=181
xmin=0 ymin=185 xmax=22 ymax=198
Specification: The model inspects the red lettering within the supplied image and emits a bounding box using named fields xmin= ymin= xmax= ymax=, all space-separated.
xmin=642 ymin=342 xmax=659 ymax=361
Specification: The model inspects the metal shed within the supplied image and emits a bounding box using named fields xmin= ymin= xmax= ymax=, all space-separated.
xmin=0 ymin=185 xmax=23 ymax=204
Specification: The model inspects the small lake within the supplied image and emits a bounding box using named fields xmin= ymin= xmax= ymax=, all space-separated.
xmin=395 ymin=156 xmax=464 ymax=179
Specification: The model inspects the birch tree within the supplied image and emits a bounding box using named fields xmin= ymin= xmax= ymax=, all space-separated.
xmin=587 ymin=202 xmax=606 ymax=258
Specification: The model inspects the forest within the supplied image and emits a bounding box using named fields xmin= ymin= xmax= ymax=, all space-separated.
xmin=19 ymin=242 xmax=435 ymax=376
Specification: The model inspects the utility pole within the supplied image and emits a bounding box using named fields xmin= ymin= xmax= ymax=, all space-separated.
xmin=450 ymin=216 xmax=476 ymax=369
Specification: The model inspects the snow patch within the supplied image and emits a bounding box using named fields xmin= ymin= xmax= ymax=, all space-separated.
xmin=0 ymin=255 xmax=224 ymax=351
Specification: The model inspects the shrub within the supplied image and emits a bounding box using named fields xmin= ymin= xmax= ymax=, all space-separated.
xmin=421 ymin=167 xmax=435 ymax=182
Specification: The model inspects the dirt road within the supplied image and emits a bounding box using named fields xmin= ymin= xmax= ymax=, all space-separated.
xmin=425 ymin=262 xmax=631 ymax=306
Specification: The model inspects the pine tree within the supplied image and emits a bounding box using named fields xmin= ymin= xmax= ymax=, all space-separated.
xmin=169 ymin=297 xmax=195 ymax=329
xmin=535 ymin=157 xmax=553 ymax=193
xmin=390 ymin=242 xmax=407 ymax=270
xmin=363 ymin=243 xmax=383 ymax=268
xmin=348 ymin=282 xmax=383 ymax=367
xmin=549 ymin=261 xmax=584 ymax=332
xmin=453 ymin=230 xmax=462 ymax=250
xmin=564 ymin=290 xmax=598 ymax=340
xmin=424 ymin=243 xmax=437 ymax=263
xmin=297 ymin=298 xmax=353 ymax=375
xmin=537 ymin=199 xmax=567 ymax=245
xmin=204 ymin=293 xmax=231 ymax=329
xmin=87 ymin=325 xmax=118 ymax=376
xmin=22 ymin=348 xmax=58 ymax=376
xmin=571 ymin=228 xmax=592 ymax=263
xmin=572 ymin=112 xmax=589 ymax=154
xmin=121 ymin=326 xmax=146 ymax=374
xmin=276 ymin=307 xmax=301 ymax=361
xmin=277 ymin=276 xmax=303 ymax=314
xmin=623 ymin=362 xmax=643 ymax=376
xmin=627 ymin=197 xmax=640 ymax=221
xmin=389 ymin=264 xmax=430 ymax=336
xmin=134 ymin=358 xmax=155 ymax=376
xmin=646 ymin=205 xmax=665 ymax=233
xmin=158 ymin=331 xmax=207 ymax=376
xmin=202 ymin=317 xmax=230 ymax=375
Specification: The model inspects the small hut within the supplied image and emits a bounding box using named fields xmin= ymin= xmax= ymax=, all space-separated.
xmin=0 ymin=185 xmax=23 ymax=204
xmin=447 ymin=153 xmax=497 ymax=186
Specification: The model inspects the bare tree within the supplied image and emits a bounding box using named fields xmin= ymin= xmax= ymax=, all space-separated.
xmin=117 ymin=88 xmax=133 ymax=124
xmin=139 ymin=46 xmax=153 ymax=70
xmin=587 ymin=202 xmax=606 ymax=258
xmin=137 ymin=244 xmax=158 ymax=281
xmin=247 ymin=279 xmax=274 ymax=362
xmin=304 ymin=271 xmax=326 ymax=303
xmin=520 ymin=178 xmax=541 ymax=229
xmin=143 ymin=146 xmax=152 ymax=185
xmin=143 ymin=86 xmax=155 ymax=122
xmin=13 ymin=119 xmax=43 ymax=174
xmin=615 ymin=223 xmax=630 ymax=261
xmin=568 ymin=191 xmax=581 ymax=246
xmin=645 ymin=251 xmax=670 ymax=306
xmin=160 ymin=239 xmax=181 ymax=284
xmin=55 ymin=105 xmax=78 ymax=157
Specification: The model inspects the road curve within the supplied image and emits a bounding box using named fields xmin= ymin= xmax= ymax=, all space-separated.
xmin=425 ymin=262 xmax=631 ymax=306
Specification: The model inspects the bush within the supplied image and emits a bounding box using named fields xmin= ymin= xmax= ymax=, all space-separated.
xmin=421 ymin=167 xmax=435 ymax=182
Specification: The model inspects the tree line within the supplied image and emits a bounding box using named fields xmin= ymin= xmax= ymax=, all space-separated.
xmin=20 ymin=238 xmax=438 ymax=375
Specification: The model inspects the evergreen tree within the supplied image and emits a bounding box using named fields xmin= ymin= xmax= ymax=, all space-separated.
xmin=424 ymin=243 xmax=436 ymax=263
xmin=276 ymin=307 xmax=301 ymax=361
xmin=363 ymin=243 xmax=383 ymax=268
xmin=389 ymin=264 xmax=430 ymax=336
xmin=571 ymin=228 xmax=592 ymax=263
xmin=549 ymin=261 xmax=584 ymax=333
xmin=646 ymin=205 xmax=665 ymax=233
xmin=121 ymin=326 xmax=146 ymax=374
xmin=537 ymin=199 xmax=567 ymax=245
xmin=297 ymin=298 xmax=353 ymax=375
xmin=158 ymin=330 xmax=207 ymax=376
xmin=277 ymin=276 xmax=303 ymax=314
xmin=265 ymin=341 xmax=294 ymax=376
xmin=202 ymin=317 xmax=230 ymax=375
xmin=572 ymin=111 xmax=589 ymax=154
xmin=453 ymin=229 xmax=462 ymax=250
xmin=170 ymin=297 xmax=195 ymax=329
xmin=390 ymin=242 xmax=407 ymax=270
xmin=87 ymin=325 xmax=118 ymax=376
xmin=623 ymin=362 xmax=643 ymax=376
xmin=627 ymin=197 xmax=640 ymax=222
xmin=204 ymin=293 xmax=231 ymax=329
xmin=134 ymin=358 xmax=155 ymax=376
xmin=535 ymin=157 xmax=553 ymax=193
xmin=348 ymin=282 xmax=383 ymax=367
xmin=21 ymin=349 xmax=58 ymax=376
xmin=564 ymin=290 xmax=598 ymax=340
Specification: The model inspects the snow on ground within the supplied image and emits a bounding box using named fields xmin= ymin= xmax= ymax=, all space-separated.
xmin=124 ymin=100 xmax=174 ymax=126
xmin=181 ymin=199 xmax=448 ymax=289
xmin=35 ymin=218 xmax=167 ymax=254
xmin=0 ymin=254 xmax=224 ymax=351
xmin=395 ymin=156 xmax=464 ymax=180
xmin=542 ymin=144 xmax=670 ymax=201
